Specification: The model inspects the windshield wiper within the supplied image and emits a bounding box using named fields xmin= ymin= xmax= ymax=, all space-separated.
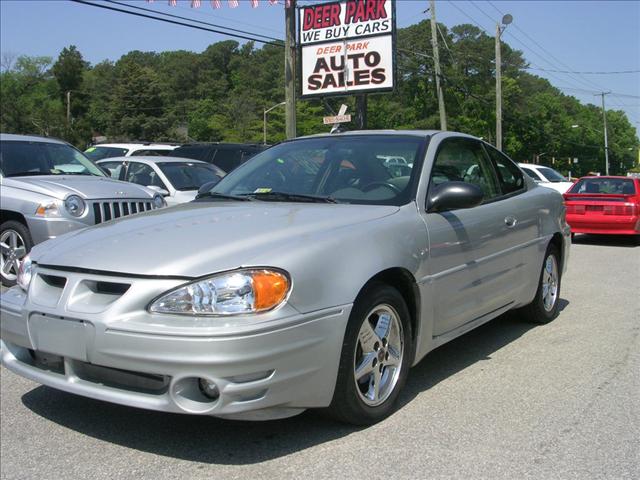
xmin=244 ymin=191 xmax=339 ymax=203
xmin=194 ymin=191 xmax=254 ymax=201
xmin=4 ymin=172 xmax=50 ymax=177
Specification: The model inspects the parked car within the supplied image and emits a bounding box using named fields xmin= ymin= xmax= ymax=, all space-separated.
xmin=563 ymin=176 xmax=640 ymax=236
xmin=84 ymin=143 xmax=180 ymax=161
xmin=0 ymin=134 xmax=166 ymax=286
xmin=172 ymin=142 xmax=267 ymax=172
xmin=0 ymin=131 xmax=570 ymax=425
xmin=97 ymin=157 xmax=226 ymax=206
xmin=518 ymin=163 xmax=574 ymax=193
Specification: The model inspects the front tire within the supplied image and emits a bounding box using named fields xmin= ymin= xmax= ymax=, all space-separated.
xmin=0 ymin=220 xmax=33 ymax=287
xmin=327 ymin=283 xmax=413 ymax=425
xmin=520 ymin=244 xmax=562 ymax=324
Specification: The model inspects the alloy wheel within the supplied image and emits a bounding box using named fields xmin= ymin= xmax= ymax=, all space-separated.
xmin=0 ymin=229 xmax=27 ymax=283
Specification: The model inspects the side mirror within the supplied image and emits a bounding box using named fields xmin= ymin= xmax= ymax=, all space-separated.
xmin=427 ymin=181 xmax=484 ymax=213
xmin=147 ymin=185 xmax=170 ymax=197
xmin=197 ymin=176 xmax=222 ymax=196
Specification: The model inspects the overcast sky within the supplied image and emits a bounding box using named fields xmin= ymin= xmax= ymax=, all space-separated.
xmin=1 ymin=0 xmax=638 ymax=130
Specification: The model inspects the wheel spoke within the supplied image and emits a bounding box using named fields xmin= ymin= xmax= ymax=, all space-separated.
xmin=9 ymin=232 xmax=18 ymax=249
xmin=374 ymin=312 xmax=392 ymax=340
xmin=386 ymin=345 xmax=401 ymax=367
xmin=358 ymin=320 xmax=380 ymax=353
xmin=355 ymin=352 xmax=376 ymax=381
xmin=0 ymin=242 xmax=10 ymax=255
xmin=371 ymin=367 xmax=381 ymax=402
xmin=2 ymin=260 xmax=14 ymax=274
xmin=13 ymin=246 xmax=26 ymax=259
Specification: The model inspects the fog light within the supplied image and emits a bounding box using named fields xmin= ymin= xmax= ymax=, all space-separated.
xmin=198 ymin=378 xmax=220 ymax=400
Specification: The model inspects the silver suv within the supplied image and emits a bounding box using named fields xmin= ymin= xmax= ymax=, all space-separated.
xmin=0 ymin=134 xmax=166 ymax=286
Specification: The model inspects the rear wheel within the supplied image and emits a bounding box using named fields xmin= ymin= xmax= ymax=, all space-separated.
xmin=327 ymin=283 xmax=413 ymax=425
xmin=0 ymin=221 xmax=33 ymax=287
xmin=519 ymin=244 xmax=561 ymax=324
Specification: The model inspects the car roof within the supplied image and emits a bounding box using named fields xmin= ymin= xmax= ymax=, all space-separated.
xmin=96 ymin=156 xmax=209 ymax=165
xmin=0 ymin=133 xmax=67 ymax=144
xmin=518 ymin=163 xmax=549 ymax=169
xmin=91 ymin=143 xmax=178 ymax=149
xmin=296 ymin=129 xmax=441 ymax=140
xmin=576 ymin=176 xmax=635 ymax=180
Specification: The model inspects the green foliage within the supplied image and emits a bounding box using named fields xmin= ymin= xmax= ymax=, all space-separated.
xmin=1 ymin=23 xmax=637 ymax=175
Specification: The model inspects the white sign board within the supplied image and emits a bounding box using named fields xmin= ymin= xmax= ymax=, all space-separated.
xmin=323 ymin=114 xmax=352 ymax=124
xmin=299 ymin=0 xmax=395 ymax=98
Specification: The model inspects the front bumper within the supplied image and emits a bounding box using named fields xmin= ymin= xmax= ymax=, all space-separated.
xmin=25 ymin=216 xmax=89 ymax=244
xmin=1 ymin=271 xmax=351 ymax=420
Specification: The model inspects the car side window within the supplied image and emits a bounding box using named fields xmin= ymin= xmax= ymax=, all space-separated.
xmin=130 ymin=149 xmax=170 ymax=157
xmin=520 ymin=167 xmax=540 ymax=181
xmin=484 ymin=145 xmax=525 ymax=195
xmin=430 ymin=137 xmax=501 ymax=202
xmin=126 ymin=163 xmax=167 ymax=190
xmin=99 ymin=161 xmax=125 ymax=179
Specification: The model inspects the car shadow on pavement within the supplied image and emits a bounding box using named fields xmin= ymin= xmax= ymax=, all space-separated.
xmin=20 ymin=302 xmax=568 ymax=465
xmin=572 ymin=234 xmax=639 ymax=248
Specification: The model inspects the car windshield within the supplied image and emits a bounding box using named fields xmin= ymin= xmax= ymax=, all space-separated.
xmin=84 ymin=146 xmax=129 ymax=160
xmin=1 ymin=140 xmax=104 ymax=177
xmin=158 ymin=162 xmax=224 ymax=191
xmin=207 ymin=135 xmax=427 ymax=206
xmin=537 ymin=166 xmax=567 ymax=182
xmin=569 ymin=178 xmax=636 ymax=194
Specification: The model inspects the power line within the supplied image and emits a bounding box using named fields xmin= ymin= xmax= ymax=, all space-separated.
xmin=70 ymin=0 xmax=284 ymax=47
xmin=105 ymin=0 xmax=283 ymax=43
xmin=525 ymin=67 xmax=639 ymax=75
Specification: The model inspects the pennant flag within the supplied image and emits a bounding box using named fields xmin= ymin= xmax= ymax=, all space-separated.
xmin=212 ymin=0 xmax=221 ymax=8
xmin=268 ymin=0 xmax=279 ymax=5
xmin=251 ymin=0 xmax=259 ymax=8
xmin=285 ymin=0 xmax=291 ymax=7
xmin=168 ymin=0 xmax=177 ymax=6
xmin=228 ymin=0 xmax=239 ymax=8
xmin=191 ymin=0 xmax=201 ymax=7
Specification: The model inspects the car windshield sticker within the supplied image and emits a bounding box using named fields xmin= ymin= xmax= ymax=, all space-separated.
xmin=85 ymin=147 xmax=96 ymax=153
xmin=254 ymin=188 xmax=272 ymax=193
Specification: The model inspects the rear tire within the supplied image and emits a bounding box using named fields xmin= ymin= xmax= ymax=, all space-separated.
xmin=326 ymin=283 xmax=413 ymax=425
xmin=519 ymin=244 xmax=562 ymax=324
xmin=0 ymin=220 xmax=33 ymax=287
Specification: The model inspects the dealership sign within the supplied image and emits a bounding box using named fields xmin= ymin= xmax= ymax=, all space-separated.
xmin=299 ymin=0 xmax=396 ymax=98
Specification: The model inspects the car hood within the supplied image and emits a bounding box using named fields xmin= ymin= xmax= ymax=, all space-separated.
xmin=3 ymin=175 xmax=154 ymax=200
xmin=32 ymin=201 xmax=400 ymax=277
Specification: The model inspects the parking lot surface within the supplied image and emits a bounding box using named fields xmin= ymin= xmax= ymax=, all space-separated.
xmin=1 ymin=235 xmax=638 ymax=480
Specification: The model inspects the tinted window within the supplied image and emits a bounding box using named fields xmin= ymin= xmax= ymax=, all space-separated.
xmin=130 ymin=149 xmax=174 ymax=157
xmin=158 ymin=162 xmax=224 ymax=191
xmin=171 ymin=145 xmax=212 ymax=162
xmin=484 ymin=145 xmax=525 ymax=195
xmin=1 ymin=141 xmax=104 ymax=177
xmin=430 ymin=138 xmax=500 ymax=201
xmin=84 ymin=146 xmax=128 ymax=160
xmin=211 ymin=135 xmax=426 ymax=206
xmin=99 ymin=161 xmax=125 ymax=179
xmin=520 ymin=167 xmax=540 ymax=180
xmin=125 ymin=163 xmax=166 ymax=189
xmin=536 ymin=166 xmax=567 ymax=183
xmin=212 ymin=147 xmax=243 ymax=172
xmin=569 ymin=178 xmax=636 ymax=194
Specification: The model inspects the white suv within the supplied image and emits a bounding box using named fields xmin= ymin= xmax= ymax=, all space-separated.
xmin=84 ymin=143 xmax=179 ymax=161
xmin=518 ymin=163 xmax=574 ymax=193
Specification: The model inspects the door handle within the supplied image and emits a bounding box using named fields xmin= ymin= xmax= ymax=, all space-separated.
xmin=504 ymin=216 xmax=518 ymax=228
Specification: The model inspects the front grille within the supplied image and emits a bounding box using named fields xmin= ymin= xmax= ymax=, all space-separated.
xmin=92 ymin=199 xmax=155 ymax=224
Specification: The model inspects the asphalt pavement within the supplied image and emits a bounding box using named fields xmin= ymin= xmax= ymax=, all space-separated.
xmin=1 ymin=235 xmax=639 ymax=480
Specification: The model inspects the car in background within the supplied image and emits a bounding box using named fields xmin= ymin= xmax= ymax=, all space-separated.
xmin=1 ymin=130 xmax=570 ymax=424
xmin=518 ymin=163 xmax=574 ymax=193
xmin=84 ymin=143 xmax=180 ymax=161
xmin=97 ymin=157 xmax=225 ymax=206
xmin=172 ymin=142 xmax=267 ymax=173
xmin=563 ymin=176 xmax=640 ymax=236
xmin=0 ymin=134 xmax=166 ymax=286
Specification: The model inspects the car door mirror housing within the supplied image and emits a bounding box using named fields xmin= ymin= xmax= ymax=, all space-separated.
xmin=197 ymin=177 xmax=222 ymax=196
xmin=427 ymin=181 xmax=484 ymax=213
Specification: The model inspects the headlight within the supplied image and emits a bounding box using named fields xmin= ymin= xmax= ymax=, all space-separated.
xmin=17 ymin=255 xmax=33 ymax=292
xmin=35 ymin=201 xmax=60 ymax=217
xmin=148 ymin=269 xmax=290 ymax=315
xmin=153 ymin=194 xmax=165 ymax=208
xmin=64 ymin=195 xmax=86 ymax=217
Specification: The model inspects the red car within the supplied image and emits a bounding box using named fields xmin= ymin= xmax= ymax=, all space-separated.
xmin=563 ymin=176 xmax=640 ymax=236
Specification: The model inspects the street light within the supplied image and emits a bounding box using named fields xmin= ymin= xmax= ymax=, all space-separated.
xmin=495 ymin=13 xmax=512 ymax=151
xmin=263 ymin=102 xmax=286 ymax=145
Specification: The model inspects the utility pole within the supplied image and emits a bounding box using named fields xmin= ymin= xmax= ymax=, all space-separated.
xmin=495 ymin=14 xmax=512 ymax=151
xmin=597 ymin=91 xmax=611 ymax=175
xmin=66 ymin=91 xmax=71 ymax=124
xmin=429 ymin=0 xmax=446 ymax=130
xmin=355 ymin=95 xmax=367 ymax=129
xmin=284 ymin=0 xmax=297 ymax=139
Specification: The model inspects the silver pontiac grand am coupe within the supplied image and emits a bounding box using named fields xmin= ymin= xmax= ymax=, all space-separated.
xmin=1 ymin=131 xmax=570 ymax=425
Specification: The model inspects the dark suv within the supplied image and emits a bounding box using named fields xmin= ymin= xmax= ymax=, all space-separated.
xmin=171 ymin=143 xmax=267 ymax=173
